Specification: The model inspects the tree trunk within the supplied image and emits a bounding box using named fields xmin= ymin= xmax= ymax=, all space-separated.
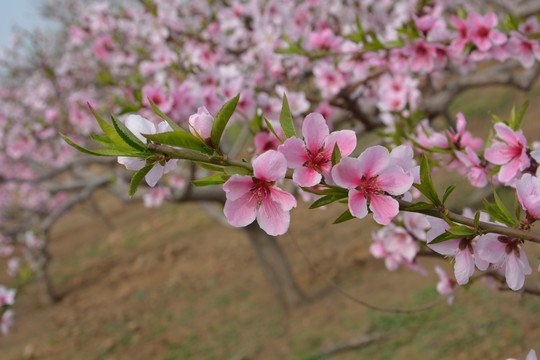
xmin=244 ymin=223 xmax=307 ymax=309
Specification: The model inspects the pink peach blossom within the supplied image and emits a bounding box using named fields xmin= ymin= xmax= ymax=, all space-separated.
xmin=435 ymin=265 xmax=455 ymax=305
xmin=332 ymin=145 xmax=414 ymax=225
xmin=278 ymin=113 xmax=356 ymax=187
xmin=516 ymin=173 xmax=540 ymax=219
xmin=188 ymin=106 xmax=214 ymax=140
xmin=223 ymin=150 xmax=296 ymax=236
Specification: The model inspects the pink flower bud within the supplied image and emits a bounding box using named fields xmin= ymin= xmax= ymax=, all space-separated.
xmin=188 ymin=106 xmax=214 ymax=140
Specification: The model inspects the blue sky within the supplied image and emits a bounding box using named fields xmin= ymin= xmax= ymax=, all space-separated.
xmin=0 ymin=0 xmax=52 ymax=50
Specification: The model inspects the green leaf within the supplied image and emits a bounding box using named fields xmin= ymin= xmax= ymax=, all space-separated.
xmin=144 ymin=131 xmax=214 ymax=154
xmin=442 ymin=184 xmax=456 ymax=205
xmin=508 ymin=104 xmax=516 ymax=130
xmin=474 ymin=211 xmax=481 ymax=230
xmin=514 ymin=191 xmax=522 ymax=222
xmin=147 ymin=97 xmax=183 ymax=132
xmin=264 ymin=118 xmax=284 ymax=144
xmin=402 ymin=201 xmax=437 ymax=211
xmin=514 ymin=100 xmax=529 ymax=131
xmin=492 ymin=185 xmax=518 ymax=226
xmin=447 ymin=225 xmax=476 ymax=237
xmin=88 ymin=105 xmax=132 ymax=149
xmin=196 ymin=162 xmax=225 ymax=173
xmin=309 ymin=194 xmax=346 ymax=209
xmin=333 ymin=209 xmax=355 ymax=224
xmin=90 ymin=134 xmax=116 ymax=147
xmin=251 ymin=108 xmax=264 ymax=133
xmin=110 ymin=114 xmax=148 ymax=151
xmin=331 ymin=143 xmax=342 ymax=166
xmin=224 ymin=166 xmax=252 ymax=176
xmin=192 ymin=173 xmax=230 ymax=187
xmin=429 ymin=231 xmax=465 ymax=245
xmin=61 ymin=134 xmax=145 ymax=157
xmin=483 ymin=200 xmax=518 ymax=227
xmin=279 ymin=93 xmax=297 ymax=138
xmin=211 ymin=94 xmax=240 ymax=148
xmin=301 ymin=186 xmax=348 ymax=196
xmin=418 ymin=155 xmax=441 ymax=206
xmin=129 ymin=165 xmax=154 ymax=197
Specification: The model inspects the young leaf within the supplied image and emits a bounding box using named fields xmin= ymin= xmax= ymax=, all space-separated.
xmin=143 ymin=131 xmax=214 ymax=154
xmin=129 ymin=164 xmax=154 ymax=197
xmin=514 ymin=100 xmax=529 ymax=131
xmin=196 ymin=162 xmax=225 ymax=173
xmin=402 ymin=201 xmax=437 ymax=211
xmin=147 ymin=97 xmax=183 ymax=132
xmin=279 ymin=93 xmax=297 ymax=139
xmin=264 ymin=118 xmax=284 ymax=144
xmin=192 ymin=173 xmax=230 ymax=187
xmin=88 ymin=105 xmax=132 ymax=149
xmin=418 ymin=155 xmax=441 ymax=206
xmin=333 ymin=209 xmax=355 ymax=224
xmin=483 ymin=200 xmax=517 ymax=227
xmin=474 ymin=211 xmax=481 ymax=230
xmin=442 ymin=184 xmax=456 ymax=205
xmin=331 ymin=143 xmax=342 ymax=166
xmin=211 ymin=94 xmax=240 ymax=148
xmin=447 ymin=225 xmax=476 ymax=237
xmin=429 ymin=231 xmax=465 ymax=244
xmin=224 ymin=166 xmax=252 ymax=176
xmin=61 ymin=134 xmax=145 ymax=157
xmin=309 ymin=194 xmax=346 ymax=209
xmin=492 ymin=185 xmax=519 ymax=226
xmin=110 ymin=114 xmax=148 ymax=151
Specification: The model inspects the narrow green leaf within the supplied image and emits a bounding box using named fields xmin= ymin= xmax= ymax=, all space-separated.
xmin=301 ymin=186 xmax=348 ymax=196
xmin=402 ymin=201 xmax=437 ymax=211
xmin=331 ymin=143 xmax=342 ymax=166
xmin=147 ymin=97 xmax=183 ymax=132
xmin=309 ymin=194 xmax=346 ymax=209
xmin=192 ymin=173 xmax=230 ymax=187
xmin=144 ymin=131 xmax=214 ymax=154
xmin=474 ymin=211 xmax=481 ymax=230
xmin=418 ymin=155 xmax=441 ymax=206
xmin=333 ymin=209 xmax=355 ymax=224
xmin=211 ymin=94 xmax=240 ymax=148
xmin=492 ymin=185 xmax=518 ymax=226
xmin=129 ymin=164 xmax=154 ymax=197
xmin=110 ymin=114 xmax=148 ymax=151
xmin=90 ymin=134 xmax=115 ymax=147
xmin=514 ymin=100 xmax=529 ymax=131
xmin=264 ymin=118 xmax=284 ymax=144
xmin=61 ymin=134 xmax=145 ymax=157
xmin=442 ymin=184 xmax=456 ymax=205
xmin=483 ymin=200 xmax=517 ymax=227
xmin=429 ymin=231 xmax=465 ymax=244
xmin=514 ymin=191 xmax=522 ymax=222
xmin=196 ymin=162 xmax=225 ymax=173
xmin=224 ymin=166 xmax=252 ymax=176
xmin=447 ymin=225 xmax=476 ymax=237
xmin=89 ymin=105 xmax=132 ymax=149
xmin=279 ymin=93 xmax=297 ymax=139
xmin=508 ymin=105 xmax=516 ymax=130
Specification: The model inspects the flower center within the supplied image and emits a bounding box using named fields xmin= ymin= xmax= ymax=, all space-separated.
xmin=249 ymin=177 xmax=274 ymax=207
xmin=304 ymin=147 xmax=330 ymax=173
xmin=355 ymin=175 xmax=381 ymax=195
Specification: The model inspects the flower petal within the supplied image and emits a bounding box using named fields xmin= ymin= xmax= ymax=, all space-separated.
xmin=325 ymin=130 xmax=357 ymax=157
xmin=357 ymin=145 xmax=390 ymax=178
xmin=124 ymin=114 xmax=155 ymax=142
xmin=454 ymin=249 xmax=475 ymax=285
xmin=224 ymin=192 xmax=257 ymax=227
xmin=377 ymin=165 xmax=414 ymax=195
xmin=293 ymin=166 xmax=322 ymax=187
xmin=332 ymin=157 xmax=363 ymax=189
xmin=256 ymin=199 xmax=290 ymax=236
xmin=369 ymin=194 xmax=399 ymax=225
xmin=253 ymin=150 xmax=287 ymax=181
xmin=223 ymin=175 xmax=254 ymax=201
xmin=303 ymin=113 xmax=329 ymax=154
xmin=349 ymin=189 xmax=368 ymax=219
xmin=278 ymin=137 xmax=309 ymax=168
xmin=270 ymin=187 xmax=297 ymax=211
xmin=145 ymin=164 xmax=164 ymax=187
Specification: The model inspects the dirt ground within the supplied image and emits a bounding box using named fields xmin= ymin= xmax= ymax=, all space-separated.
xmin=1 ymin=85 xmax=540 ymax=359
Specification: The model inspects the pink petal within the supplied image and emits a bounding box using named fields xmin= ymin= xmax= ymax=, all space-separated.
xmin=253 ymin=150 xmax=287 ymax=181
xmin=477 ymin=234 xmax=506 ymax=265
xmin=494 ymin=123 xmax=519 ymax=146
xmin=163 ymin=159 xmax=178 ymax=174
xmin=223 ymin=175 xmax=254 ymax=201
xmin=505 ymin=251 xmax=525 ymax=290
xmin=256 ymin=199 xmax=290 ymax=236
xmin=118 ymin=157 xmax=146 ymax=171
xmin=278 ymin=137 xmax=309 ymax=168
xmin=454 ymin=249 xmax=475 ymax=285
xmin=124 ymin=114 xmax=155 ymax=142
xmin=388 ymin=145 xmax=414 ymax=172
xmin=369 ymin=194 xmax=399 ymax=225
xmin=145 ymin=164 xmax=164 ymax=187
xmin=484 ymin=142 xmax=516 ymax=165
xmin=377 ymin=166 xmax=414 ymax=195
xmin=224 ymin=192 xmax=257 ymax=227
xmin=498 ymin=157 xmax=520 ymax=183
xmin=348 ymin=189 xmax=368 ymax=219
xmin=332 ymin=157 xmax=363 ymax=189
xmin=428 ymin=239 xmax=460 ymax=256
xmin=325 ymin=130 xmax=357 ymax=157
xmin=302 ymin=113 xmax=329 ymax=154
xmin=357 ymin=146 xmax=390 ymax=178
xmin=293 ymin=166 xmax=322 ymax=187
xmin=270 ymin=187 xmax=297 ymax=211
